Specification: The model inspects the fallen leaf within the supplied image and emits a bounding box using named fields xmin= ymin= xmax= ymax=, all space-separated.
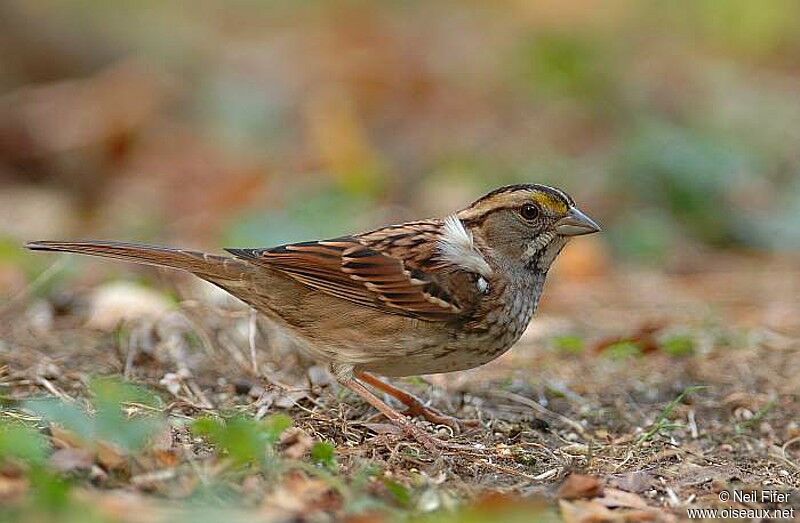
xmin=559 ymin=499 xmax=615 ymax=523
xmin=558 ymin=474 xmax=603 ymax=500
xmin=151 ymin=449 xmax=179 ymax=467
xmin=260 ymin=472 xmax=338 ymax=519
xmin=0 ymin=473 xmax=28 ymax=504
xmin=50 ymin=425 xmax=86 ymax=449
xmin=49 ymin=447 xmax=94 ymax=473
xmin=610 ymin=471 xmax=656 ymax=494
xmin=594 ymin=488 xmax=650 ymax=510
xmin=593 ymin=323 xmax=665 ymax=354
xmin=279 ymin=427 xmax=314 ymax=459
xmin=671 ymin=463 xmax=750 ymax=489
xmin=96 ymin=441 xmax=127 ymax=471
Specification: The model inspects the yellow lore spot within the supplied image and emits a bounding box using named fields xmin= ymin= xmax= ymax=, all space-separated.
xmin=531 ymin=191 xmax=568 ymax=214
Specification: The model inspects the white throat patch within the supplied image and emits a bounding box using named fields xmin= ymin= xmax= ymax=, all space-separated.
xmin=527 ymin=233 xmax=568 ymax=271
xmin=438 ymin=215 xmax=492 ymax=278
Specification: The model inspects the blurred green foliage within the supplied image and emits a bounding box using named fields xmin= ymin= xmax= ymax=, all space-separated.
xmin=0 ymin=422 xmax=49 ymax=466
xmin=513 ymin=32 xmax=619 ymax=108
xmin=191 ymin=413 xmax=291 ymax=467
xmin=2 ymin=0 xmax=800 ymax=268
xmin=0 ymin=421 xmax=83 ymax=520
xmin=223 ymin=183 xmax=376 ymax=246
xmin=660 ymin=334 xmax=696 ymax=357
xmin=603 ymin=341 xmax=642 ymax=360
xmin=412 ymin=496 xmax=559 ymax=523
xmin=310 ymin=440 xmax=337 ymax=470
xmin=551 ymin=335 xmax=585 ymax=355
xmin=2 ymin=380 xmax=420 ymax=521
xmin=617 ymin=122 xmax=756 ymax=245
xmin=25 ymin=377 xmax=164 ymax=452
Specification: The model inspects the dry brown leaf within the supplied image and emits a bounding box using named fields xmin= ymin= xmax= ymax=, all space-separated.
xmin=50 ymin=425 xmax=86 ymax=449
xmin=279 ymin=427 xmax=314 ymax=459
xmin=260 ymin=472 xmax=339 ymax=520
xmin=0 ymin=473 xmax=29 ymax=504
xmin=74 ymin=490 xmax=165 ymax=523
xmin=151 ymin=449 xmax=179 ymax=468
xmin=593 ymin=323 xmax=665 ymax=354
xmin=669 ymin=462 xmax=750 ymax=489
xmin=96 ymin=441 xmax=128 ymax=471
xmin=49 ymin=447 xmax=94 ymax=473
xmin=610 ymin=471 xmax=656 ymax=494
xmin=594 ymin=488 xmax=650 ymax=510
xmin=559 ymin=499 xmax=616 ymax=523
xmin=558 ymin=474 xmax=604 ymax=500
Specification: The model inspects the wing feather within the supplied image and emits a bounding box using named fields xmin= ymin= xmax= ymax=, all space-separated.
xmin=226 ymin=229 xmax=462 ymax=321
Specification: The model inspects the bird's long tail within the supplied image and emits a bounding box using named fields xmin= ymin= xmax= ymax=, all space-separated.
xmin=25 ymin=240 xmax=252 ymax=281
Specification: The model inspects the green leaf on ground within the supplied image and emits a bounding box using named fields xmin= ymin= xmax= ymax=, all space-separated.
xmin=0 ymin=422 xmax=49 ymax=466
xmin=660 ymin=334 xmax=695 ymax=356
xmin=310 ymin=441 xmax=337 ymax=470
xmin=192 ymin=414 xmax=293 ymax=466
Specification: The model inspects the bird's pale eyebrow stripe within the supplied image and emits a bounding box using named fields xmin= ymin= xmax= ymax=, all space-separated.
xmin=437 ymin=215 xmax=492 ymax=277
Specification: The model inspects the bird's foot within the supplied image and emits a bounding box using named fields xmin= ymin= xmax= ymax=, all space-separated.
xmin=401 ymin=403 xmax=480 ymax=434
xmin=392 ymin=419 xmax=473 ymax=452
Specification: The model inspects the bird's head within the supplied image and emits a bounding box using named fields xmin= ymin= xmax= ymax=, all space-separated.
xmin=457 ymin=184 xmax=600 ymax=271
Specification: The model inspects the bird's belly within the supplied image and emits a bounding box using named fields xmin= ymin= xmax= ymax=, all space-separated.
xmin=361 ymin=339 xmax=513 ymax=377
xmin=378 ymin=285 xmax=539 ymax=376
xmin=360 ymin=314 xmax=529 ymax=377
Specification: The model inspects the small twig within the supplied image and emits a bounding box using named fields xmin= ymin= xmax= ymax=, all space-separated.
xmin=131 ymin=468 xmax=178 ymax=486
xmin=185 ymin=380 xmax=214 ymax=410
xmin=479 ymin=459 xmax=546 ymax=481
xmin=665 ymin=442 xmax=721 ymax=465
xmin=0 ymin=258 xmax=67 ymax=317
xmin=666 ymin=487 xmax=680 ymax=507
xmin=249 ymin=308 xmax=258 ymax=375
xmin=779 ymin=436 xmax=800 ymax=471
xmin=123 ymin=332 xmax=137 ymax=380
xmin=489 ymin=390 xmax=587 ymax=437
xmin=532 ymin=467 xmax=559 ymax=481
xmin=687 ymin=408 xmax=698 ymax=439
xmin=176 ymin=310 xmax=217 ymax=357
xmin=36 ymin=376 xmax=71 ymax=401
xmin=612 ymin=447 xmax=636 ymax=472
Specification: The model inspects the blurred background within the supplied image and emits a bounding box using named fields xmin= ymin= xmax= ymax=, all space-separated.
xmin=2 ymin=0 xmax=800 ymax=296
xmin=2 ymin=4 xmax=800 ymax=517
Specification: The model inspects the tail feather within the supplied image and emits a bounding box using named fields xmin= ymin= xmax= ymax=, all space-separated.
xmin=26 ymin=240 xmax=251 ymax=281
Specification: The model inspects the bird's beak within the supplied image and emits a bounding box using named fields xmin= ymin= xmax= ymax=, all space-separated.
xmin=555 ymin=207 xmax=601 ymax=236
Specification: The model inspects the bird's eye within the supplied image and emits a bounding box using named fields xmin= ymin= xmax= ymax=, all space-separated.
xmin=520 ymin=203 xmax=540 ymax=220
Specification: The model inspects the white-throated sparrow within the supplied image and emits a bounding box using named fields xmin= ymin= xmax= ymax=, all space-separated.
xmin=28 ymin=184 xmax=600 ymax=449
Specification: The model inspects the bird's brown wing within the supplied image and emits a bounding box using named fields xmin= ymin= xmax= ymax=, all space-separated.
xmin=225 ymin=222 xmax=468 ymax=321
